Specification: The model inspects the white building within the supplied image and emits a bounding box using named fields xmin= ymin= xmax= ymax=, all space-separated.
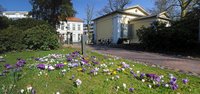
xmin=57 ymin=17 xmax=84 ymax=44
xmin=2 ymin=11 xmax=30 ymax=20
xmin=93 ymin=5 xmax=170 ymax=44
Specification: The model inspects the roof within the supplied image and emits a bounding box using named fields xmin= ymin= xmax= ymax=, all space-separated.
xmin=66 ymin=17 xmax=83 ymax=22
xmin=124 ymin=5 xmax=150 ymax=16
xmin=3 ymin=11 xmax=29 ymax=13
xmin=130 ymin=14 xmax=171 ymax=22
xmin=93 ymin=10 xmax=145 ymax=21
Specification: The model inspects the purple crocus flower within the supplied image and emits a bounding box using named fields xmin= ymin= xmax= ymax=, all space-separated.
xmin=140 ymin=73 xmax=145 ymax=79
xmin=71 ymin=75 xmax=75 ymax=80
xmin=35 ymin=58 xmax=40 ymax=61
xmin=55 ymin=63 xmax=65 ymax=69
xmin=31 ymin=89 xmax=36 ymax=94
xmin=146 ymin=74 xmax=157 ymax=79
xmin=171 ymin=84 xmax=178 ymax=90
xmin=182 ymin=79 xmax=188 ymax=84
xmin=121 ymin=62 xmax=130 ymax=68
xmin=129 ymin=88 xmax=134 ymax=92
xmin=16 ymin=59 xmax=26 ymax=67
xmin=82 ymin=68 xmax=87 ymax=72
xmin=130 ymin=70 xmax=134 ymax=74
xmin=155 ymin=77 xmax=161 ymax=82
xmin=92 ymin=61 xmax=99 ymax=65
xmin=36 ymin=64 xmax=45 ymax=70
xmin=4 ymin=64 xmax=13 ymax=69
xmin=72 ymin=63 xmax=79 ymax=67
xmin=67 ymin=57 xmax=72 ymax=62
xmin=170 ymin=77 xmax=177 ymax=85
xmin=81 ymin=59 xmax=88 ymax=65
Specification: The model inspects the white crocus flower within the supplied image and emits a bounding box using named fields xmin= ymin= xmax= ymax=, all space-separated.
xmin=148 ymin=84 xmax=152 ymax=88
xmin=142 ymin=79 xmax=145 ymax=82
xmin=20 ymin=89 xmax=24 ymax=93
xmin=165 ymin=84 xmax=169 ymax=87
xmin=27 ymin=86 xmax=32 ymax=92
xmin=75 ymin=79 xmax=82 ymax=86
xmin=123 ymin=83 xmax=126 ymax=89
xmin=56 ymin=92 xmax=60 ymax=94
xmin=136 ymin=71 xmax=140 ymax=74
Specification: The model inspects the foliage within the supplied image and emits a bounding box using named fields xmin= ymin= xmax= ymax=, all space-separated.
xmin=11 ymin=18 xmax=48 ymax=30
xmin=0 ymin=16 xmax=11 ymax=30
xmin=23 ymin=24 xmax=60 ymax=50
xmin=98 ymin=0 xmax=131 ymax=15
xmin=137 ymin=13 xmax=200 ymax=52
xmin=0 ymin=26 xmax=26 ymax=52
xmin=29 ymin=0 xmax=76 ymax=26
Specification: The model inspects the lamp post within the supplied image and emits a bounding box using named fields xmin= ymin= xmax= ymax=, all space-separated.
xmin=81 ymin=34 xmax=86 ymax=56
xmin=199 ymin=19 xmax=200 ymax=42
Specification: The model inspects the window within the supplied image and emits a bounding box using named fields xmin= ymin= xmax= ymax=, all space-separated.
xmin=135 ymin=9 xmax=137 ymax=12
xmin=78 ymin=24 xmax=81 ymax=30
xmin=67 ymin=24 xmax=70 ymax=30
xmin=72 ymin=24 xmax=75 ymax=30
xmin=61 ymin=25 xmax=64 ymax=30
xmin=61 ymin=22 xmax=64 ymax=30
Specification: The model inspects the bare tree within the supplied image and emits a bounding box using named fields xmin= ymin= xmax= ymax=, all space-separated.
xmin=0 ymin=5 xmax=5 ymax=15
xmin=150 ymin=0 xmax=199 ymax=19
xmin=85 ymin=4 xmax=94 ymax=43
xmin=98 ymin=0 xmax=132 ymax=15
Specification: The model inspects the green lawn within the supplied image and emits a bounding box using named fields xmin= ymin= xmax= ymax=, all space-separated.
xmin=0 ymin=47 xmax=200 ymax=94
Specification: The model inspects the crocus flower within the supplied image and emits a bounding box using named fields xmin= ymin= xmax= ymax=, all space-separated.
xmin=171 ymin=84 xmax=178 ymax=90
xmin=31 ymin=89 xmax=36 ymax=94
xmin=16 ymin=59 xmax=26 ymax=67
xmin=20 ymin=89 xmax=25 ymax=93
xmin=140 ymin=73 xmax=145 ymax=79
xmin=123 ymin=83 xmax=126 ymax=89
xmin=130 ymin=70 xmax=134 ymax=74
xmin=182 ymin=79 xmax=189 ymax=84
xmin=71 ymin=75 xmax=75 ymax=80
xmin=37 ymin=64 xmax=45 ymax=70
xmin=48 ymin=65 xmax=55 ymax=71
xmin=121 ymin=62 xmax=130 ymax=68
xmin=92 ymin=61 xmax=99 ymax=65
xmin=129 ymin=88 xmax=134 ymax=92
xmin=75 ymin=79 xmax=82 ymax=86
xmin=67 ymin=57 xmax=72 ymax=62
xmin=55 ymin=63 xmax=65 ymax=69
xmin=4 ymin=64 xmax=13 ymax=69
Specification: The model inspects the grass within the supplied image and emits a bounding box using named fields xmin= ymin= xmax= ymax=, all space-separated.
xmin=0 ymin=47 xmax=200 ymax=94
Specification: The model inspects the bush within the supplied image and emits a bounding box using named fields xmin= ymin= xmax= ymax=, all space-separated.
xmin=137 ymin=20 xmax=199 ymax=52
xmin=23 ymin=24 xmax=60 ymax=50
xmin=0 ymin=16 xmax=11 ymax=30
xmin=0 ymin=26 xmax=26 ymax=52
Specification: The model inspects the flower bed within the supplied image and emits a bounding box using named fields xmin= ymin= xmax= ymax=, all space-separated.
xmin=0 ymin=49 xmax=199 ymax=94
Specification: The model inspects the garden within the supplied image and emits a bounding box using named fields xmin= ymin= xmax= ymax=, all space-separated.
xmin=0 ymin=47 xmax=200 ymax=94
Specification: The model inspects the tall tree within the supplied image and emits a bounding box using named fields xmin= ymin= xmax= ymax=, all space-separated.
xmin=85 ymin=4 xmax=94 ymax=43
xmin=85 ymin=4 xmax=94 ymax=32
xmin=150 ymin=0 xmax=199 ymax=19
xmin=29 ymin=0 xmax=76 ymax=26
xmin=98 ymin=0 xmax=131 ymax=15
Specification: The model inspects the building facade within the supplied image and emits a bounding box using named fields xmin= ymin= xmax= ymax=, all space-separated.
xmin=57 ymin=17 xmax=84 ymax=44
xmin=93 ymin=5 xmax=170 ymax=44
xmin=2 ymin=11 xmax=30 ymax=20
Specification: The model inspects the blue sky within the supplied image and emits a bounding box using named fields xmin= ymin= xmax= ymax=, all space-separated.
xmin=0 ymin=0 xmax=154 ymax=20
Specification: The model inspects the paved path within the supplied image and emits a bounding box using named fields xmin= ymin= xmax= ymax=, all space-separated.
xmin=87 ymin=45 xmax=200 ymax=75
